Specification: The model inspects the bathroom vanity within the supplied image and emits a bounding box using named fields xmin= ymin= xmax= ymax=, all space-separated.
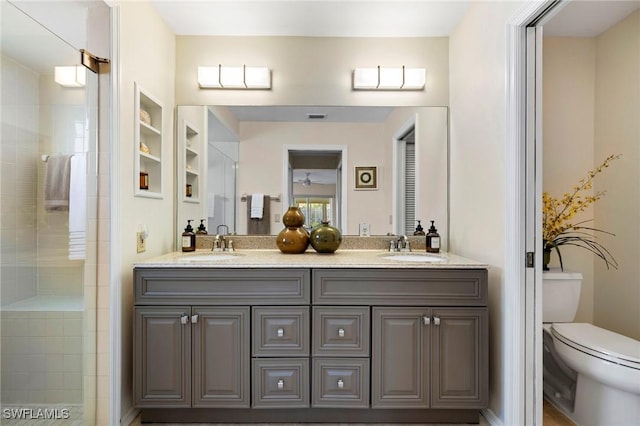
xmin=133 ymin=250 xmax=488 ymax=423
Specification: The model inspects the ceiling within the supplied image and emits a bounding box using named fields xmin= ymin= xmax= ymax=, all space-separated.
xmin=152 ymin=0 xmax=639 ymax=38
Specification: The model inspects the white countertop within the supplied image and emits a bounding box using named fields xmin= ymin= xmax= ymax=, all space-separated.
xmin=134 ymin=249 xmax=487 ymax=269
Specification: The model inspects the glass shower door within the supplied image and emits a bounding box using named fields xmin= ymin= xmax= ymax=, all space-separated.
xmin=1 ymin=2 xmax=98 ymax=424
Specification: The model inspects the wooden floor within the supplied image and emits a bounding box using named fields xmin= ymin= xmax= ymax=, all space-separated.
xmin=543 ymin=399 xmax=576 ymax=426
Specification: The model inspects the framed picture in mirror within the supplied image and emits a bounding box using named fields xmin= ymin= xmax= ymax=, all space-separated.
xmin=355 ymin=166 xmax=377 ymax=190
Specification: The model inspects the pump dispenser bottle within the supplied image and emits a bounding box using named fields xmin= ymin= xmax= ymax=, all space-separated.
xmin=426 ymin=220 xmax=441 ymax=253
xmin=182 ymin=220 xmax=196 ymax=252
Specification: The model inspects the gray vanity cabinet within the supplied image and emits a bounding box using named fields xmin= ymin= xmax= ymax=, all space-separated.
xmin=371 ymin=306 xmax=488 ymax=409
xmin=134 ymin=306 xmax=249 ymax=408
xmin=134 ymin=266 xmax=487 ymax=422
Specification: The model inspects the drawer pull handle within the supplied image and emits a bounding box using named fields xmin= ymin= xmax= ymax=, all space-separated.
xmin=180 ymin=315 xmax=189 ymax=325
xmin=337 ymin=379 xmax=344 ymax=389
xmin=191 ymin=314 xmax=199 ymax=324
xmin=338 ymin=328 xmax=345 ymax=337
xmin=277 ymin=328 xmax=284 ymax=337
xmin=277 ymin=379 xmax=284 ymax=389
xmin=434 ymin=316 xmax=441 ymax=326
xmin=422 ymin=315 xmax=430 ymax=325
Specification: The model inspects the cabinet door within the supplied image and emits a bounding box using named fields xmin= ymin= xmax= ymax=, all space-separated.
xmin=371 ymin=307 xmax=429 ymax=408
xmin=430 ymin=307 xmax=488 ymax=408
xmin=134 ymin=306 xmax=191 ymax=407
xmin=192 ymin=307 xmax=250 ymax=407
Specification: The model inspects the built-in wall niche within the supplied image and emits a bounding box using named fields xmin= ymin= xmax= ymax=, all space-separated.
xmin=180 ymin=120 xmax=201 ymax=202
xmin=135 ymin=83 xmax=163 ymax=198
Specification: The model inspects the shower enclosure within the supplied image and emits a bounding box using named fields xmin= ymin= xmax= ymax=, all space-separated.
xmin=1 ymin=2 xmax=100 ymax=424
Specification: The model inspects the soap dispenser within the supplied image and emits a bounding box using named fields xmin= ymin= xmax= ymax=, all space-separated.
xmin=426 ymin=220 xmax=441 ymax=253
xmin=413 ymin=220 xmax=425 ymax=236
xmin=196 ymin=219 xmax=208 ymax=235
xmin=182 ymin=220 xmax=196 ymax=252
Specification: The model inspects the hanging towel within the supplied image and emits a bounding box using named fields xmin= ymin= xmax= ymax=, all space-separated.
xmin=247 ymin=195 xmax=270 ymax=235
xmin=68 ymin=153 xmax=86 ymax=260
xmin=250 ymin=193 xmax=265 ymax=219
xmin=44 ymin=154 xmax=73 ymax=211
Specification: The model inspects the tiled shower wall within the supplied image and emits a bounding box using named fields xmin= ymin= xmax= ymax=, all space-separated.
xmin=1 ymin=310 xmax=83 ymax=404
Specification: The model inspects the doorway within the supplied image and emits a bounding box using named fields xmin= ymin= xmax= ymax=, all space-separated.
xmin=283 ymin=146 xmax=347 ymax=232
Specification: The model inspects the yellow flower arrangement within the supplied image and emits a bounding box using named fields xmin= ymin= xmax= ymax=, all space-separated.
xmin=542 ymin=154 xmax=620 ymax=270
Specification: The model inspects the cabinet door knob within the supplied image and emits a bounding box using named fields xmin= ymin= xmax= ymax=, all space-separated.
xmin=277 ymin=328 xmax=284 ymax=337
xmin=422 ymin=315 xmax=431 ymax=325
xmin=338 ymin=328 xmax=345 ymax=337
xmin=337 ymin=379 xmax=344 ymax=389
xmin=180 ymin=314 xmax=189 ymax=325
xmin=277 ymin=379 xmax=284 ymax=389
xmin=191 ymin=314 xmax=199 ymax=324
xmin=433 ymin=316 xmax=441 ymax=326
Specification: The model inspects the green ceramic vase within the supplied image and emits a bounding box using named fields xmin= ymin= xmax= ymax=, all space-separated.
xmin=310 ymin=220 xmax=342 ymax=253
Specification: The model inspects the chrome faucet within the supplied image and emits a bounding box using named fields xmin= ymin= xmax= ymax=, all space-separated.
xmin=389 ymin=235 xmax=411 ymax=252
xmin=212 ymin=225 xmax=231 ymax=252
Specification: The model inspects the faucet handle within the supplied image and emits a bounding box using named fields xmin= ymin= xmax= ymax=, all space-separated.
xmin=227 ymin=240 xmax=234 ymax=252
xmin=389 ymin=240 xmax=397 ymax=252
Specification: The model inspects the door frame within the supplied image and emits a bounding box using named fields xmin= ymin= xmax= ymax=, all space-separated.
xmin=504 ymin=1 xmax=566 ymax=425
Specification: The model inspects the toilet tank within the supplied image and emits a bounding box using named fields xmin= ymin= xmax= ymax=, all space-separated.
xmin=543 ymin=269 xmax=583 ymax=323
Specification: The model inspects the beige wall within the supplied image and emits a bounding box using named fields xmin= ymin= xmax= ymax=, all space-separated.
xmin=117 ymin=1 xmax=176 ymax=420
xmin=449 ymin=1 xmax=525 ymax=421
xmin=543 ymin=37 xmax=596 ymax=323
xmin=175 ymin=36 xmax=449 ymax=107
xmin=593 ymin=10 xmax=640 ymax=340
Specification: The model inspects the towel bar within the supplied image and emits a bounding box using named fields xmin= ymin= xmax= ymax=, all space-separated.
xmin=240 ymin=193 xmax=281 ymax=202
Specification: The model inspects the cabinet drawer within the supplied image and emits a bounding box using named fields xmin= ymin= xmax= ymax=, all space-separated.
xmin=312 ymin=358 xmax=369 ymax=408
xmin=312 ymin=307 xmax=370 ymax=356
xmin=253 ymin=307 xmax=310 ymax=356
xmin=134 ymin=268 xmax=310 ymax=305
xmin=313 ymin=269 xmax=487 ymax=306
xmin=252 ymin=358 xmax=309 ymax=408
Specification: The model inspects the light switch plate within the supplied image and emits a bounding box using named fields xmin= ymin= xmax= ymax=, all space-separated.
xmin=136 ymin=232 xmax=146 ymax=253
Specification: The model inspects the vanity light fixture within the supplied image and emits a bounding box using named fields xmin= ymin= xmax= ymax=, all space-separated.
xmin=198 ymin=65 xmax=271 ymax=89
xmin=54 ymin=65 xmax=86 ymax=87
xmin=352 ymin=66 xmax=426 ymax=90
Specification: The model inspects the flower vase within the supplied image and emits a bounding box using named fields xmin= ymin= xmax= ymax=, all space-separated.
xmin=276 ymin=207 xmax=310 ymax=254
xmin=543 ymin=248 xmax=551 ymax=271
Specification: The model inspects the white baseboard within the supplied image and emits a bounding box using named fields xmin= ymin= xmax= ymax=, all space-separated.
xmin=120 ymin=407 xmax=140 ymax=426
xmin=482 ymin=408 xmax=503 ymax=426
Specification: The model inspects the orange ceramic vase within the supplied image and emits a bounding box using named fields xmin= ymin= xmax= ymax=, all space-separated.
xmin=276 ymin=207 xmax=310 ymax=254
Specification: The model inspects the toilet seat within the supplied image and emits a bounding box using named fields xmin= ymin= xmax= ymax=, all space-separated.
xmin=551 ymin=323 xmax=640 ymax=370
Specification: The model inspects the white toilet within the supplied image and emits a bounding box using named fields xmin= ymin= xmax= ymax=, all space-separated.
xmin=543 ymin=269 xmax=640 ymax=426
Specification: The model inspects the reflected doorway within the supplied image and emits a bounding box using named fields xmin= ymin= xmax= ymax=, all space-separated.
xmin=285 ymin=148 xmax=346 ymax=232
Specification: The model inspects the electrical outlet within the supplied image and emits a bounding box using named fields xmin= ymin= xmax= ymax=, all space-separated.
xmin=274 ymin=213 xmax=281 ymax=223
xmin=136 ymin=232 xmax=146 ymax=253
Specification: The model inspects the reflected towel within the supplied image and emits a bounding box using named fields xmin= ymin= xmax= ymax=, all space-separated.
xmin=68 ymin=153 xmax=86 ymax=260
xmin=247 ymin=195 xmax=270 ymax=235
xmin=44 ymin=155 xmax=73 ymax=211
xmin=250 ymin=193 xmax=264 ymax=219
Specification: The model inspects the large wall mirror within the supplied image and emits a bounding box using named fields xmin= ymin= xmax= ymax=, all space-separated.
xmin=175 ymin=105 xmax=448 ymax=241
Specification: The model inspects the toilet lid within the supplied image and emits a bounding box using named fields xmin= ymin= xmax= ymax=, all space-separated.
xmin=552 ymin=323 xmax=640 ymax=368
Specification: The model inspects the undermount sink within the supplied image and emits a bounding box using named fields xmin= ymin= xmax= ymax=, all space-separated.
xmin=182 ymin=253 xmax=240 ymax=262
xmin=381 ymin=253 xmax=447 ymax=263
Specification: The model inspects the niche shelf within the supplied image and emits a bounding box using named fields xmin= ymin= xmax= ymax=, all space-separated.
xmin=134 ymin=83 xmax=163 ymax=199
xmin=179 ymin=119 xmax=201 ymax=203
